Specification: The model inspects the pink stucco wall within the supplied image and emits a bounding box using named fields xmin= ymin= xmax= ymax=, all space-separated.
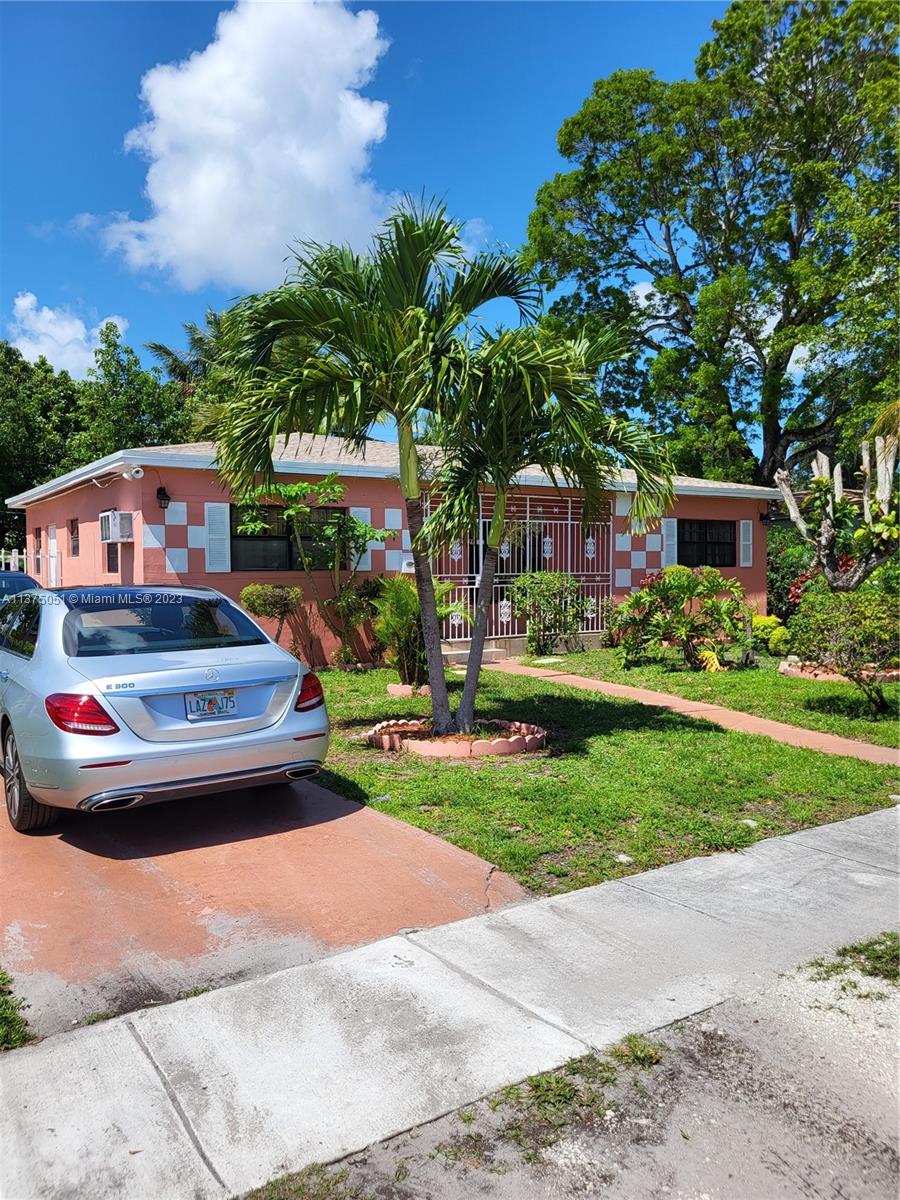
xmin=20 ymin=463 xmax=769 ymax=666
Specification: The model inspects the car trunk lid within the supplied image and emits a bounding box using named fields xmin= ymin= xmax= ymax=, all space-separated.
xmin=68 ymin=645 xmax=301 ymax=742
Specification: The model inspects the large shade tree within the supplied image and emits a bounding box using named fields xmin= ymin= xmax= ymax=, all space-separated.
xmin=526 ymin=0 xmax=897 ymax=484
xmin=210 ymin=200 xmax=540 ymax=733
xmin=424 ymin=325 xmax=673 ymax=731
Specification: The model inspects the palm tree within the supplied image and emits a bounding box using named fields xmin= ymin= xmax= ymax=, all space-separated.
xmin=424 ymin=326 xmax=674 ymax=731
xmin=210 ymin=199 xmax=540 ymax=732
xmin=146 ymin=309 xmax=225 ymax=395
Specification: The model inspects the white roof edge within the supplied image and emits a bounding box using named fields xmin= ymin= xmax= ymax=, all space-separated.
xmin=6 ymin=447 xmax=779 ymax=508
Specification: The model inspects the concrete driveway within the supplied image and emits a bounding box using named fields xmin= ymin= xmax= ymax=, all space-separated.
xmin=0 ymin=777 xmax=526 ymax=1034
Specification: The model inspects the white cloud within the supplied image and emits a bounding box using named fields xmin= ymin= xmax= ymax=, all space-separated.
xmin=460 ymin=217 xmax=492 ymax=258
xmin=630 ymin=281 xmax=658 ymax=309
xmin=104 ymin=0 xmax=390 ymax=291
xmin=7 ymin=292 xmax=127 ymax=379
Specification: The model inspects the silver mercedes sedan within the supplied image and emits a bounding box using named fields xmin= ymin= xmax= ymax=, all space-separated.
xmin=0 ymin=586 xmax=329 ymax=833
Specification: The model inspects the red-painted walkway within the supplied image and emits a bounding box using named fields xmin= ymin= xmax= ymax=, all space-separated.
xmin=489 ymin=660 xmax=899 ymax=767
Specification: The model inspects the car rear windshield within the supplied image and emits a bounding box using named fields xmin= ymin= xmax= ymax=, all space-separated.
xmin=61 ymin=592 xmax=268 ymax=657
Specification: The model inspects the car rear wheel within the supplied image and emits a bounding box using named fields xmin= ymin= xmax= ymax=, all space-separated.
xmin=3 ymin=730 xmax=59 ymax=833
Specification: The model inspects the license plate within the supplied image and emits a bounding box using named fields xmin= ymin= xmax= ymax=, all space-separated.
xmin=185 ymin=688 xmax=237 ymax=720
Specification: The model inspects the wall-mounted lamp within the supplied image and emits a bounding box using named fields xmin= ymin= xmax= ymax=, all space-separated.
xmin=156 ymin=486 xmax=171 ymax=511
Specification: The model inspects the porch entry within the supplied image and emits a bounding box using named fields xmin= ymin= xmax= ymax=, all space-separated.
xmin=428 ymin=493 xmax=612 ymax=643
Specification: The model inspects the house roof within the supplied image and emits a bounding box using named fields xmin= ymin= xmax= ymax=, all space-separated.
xmin=5 ymin=434 xmax=780 ymax=508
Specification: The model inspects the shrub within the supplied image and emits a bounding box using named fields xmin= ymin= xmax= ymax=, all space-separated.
xmin=239 ymin=584 xmax=303 ymax=645
xmin=610 ymin=565 xmax=752 ymax=671
xmin=767 ymin=525 xmax=813 ymax=620
xmin=510 ymin=572 xmax=585 ymax=656
xmin=372 ymin=576 xmax=468 ymax=686
xmin=788 ymin=589 xmax=898 ymax=714
xmin=751 ymin=614 xmax=790 ymax=657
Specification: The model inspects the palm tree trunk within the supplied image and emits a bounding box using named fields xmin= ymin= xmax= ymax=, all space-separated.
xmin=405 ymin=495 xmax=454 ymax=733
xmin=456 ymin=490 xmax=506 ymax=733
xmin=398 ymin=423 xmax=454 ymax=734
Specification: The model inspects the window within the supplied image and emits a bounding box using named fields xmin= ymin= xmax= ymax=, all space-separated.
xmin=69 ymin=519 xmax=80 ymax=557
xmin=61 ymin=590 xmax=266 ymax=657
xmin=1 ymin=595 xmax=40 ymax=658
xmin=677 ymin=520 xmax=736 ymax=568
xmin=229 ymin=505 xmax=346 ymax=572
xmin=33 ymin=527 xmax=42 ymax=576
xmin=105 ymin=542 xmax=119 ymax=573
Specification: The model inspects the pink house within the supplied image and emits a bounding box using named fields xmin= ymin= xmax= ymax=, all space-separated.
xmin=5 ymin=435 xmax=777 ymax=664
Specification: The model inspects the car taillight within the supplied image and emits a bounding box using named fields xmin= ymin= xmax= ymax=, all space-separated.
xmin=294 ymin=672 xmax=324 ymax=712
xmin=45 ymin=693 xmax=120 ymax=736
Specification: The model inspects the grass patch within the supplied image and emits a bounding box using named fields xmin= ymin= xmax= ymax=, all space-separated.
xmin=543 ymin=649 xmax=899 ymax=748
xmin=610 ymin=1033 xmax=665 ymax=1068
xmin=0 ymin=968 xmax=34 ymax=1050
xmin=318 ymin=668 xmax=897 ymax=895
xmin=82 ymin=1010 xmax=115 ymax=1025
xmin=806 ymin=931 xmax=899 ymax=992
xmin=243 ymin=1164 xmax=366 ymax=1200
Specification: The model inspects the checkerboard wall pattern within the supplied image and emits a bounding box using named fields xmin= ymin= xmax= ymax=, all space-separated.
xmin=141 ymin=500 xmax=414 ymax=575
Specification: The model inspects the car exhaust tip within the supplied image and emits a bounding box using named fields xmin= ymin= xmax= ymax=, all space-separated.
xmin=91 ymin=794 xmax=144 ymax=811
xmin=285 ymin=766 xmax=319 ymax=781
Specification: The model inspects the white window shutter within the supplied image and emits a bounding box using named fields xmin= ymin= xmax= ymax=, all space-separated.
xmin=661 ymin=518 xmax=677 ymax=566
xmin=739 ymin=519 xmax=753 ymax=568
xmin=204 ymin=502 xmax=232 ymax=573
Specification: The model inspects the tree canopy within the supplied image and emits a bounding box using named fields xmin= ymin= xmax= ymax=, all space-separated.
xmin=527 ymin=0 xmax=897 ymax=484
xmin=0 ymin=324 xmax=193 ymax=546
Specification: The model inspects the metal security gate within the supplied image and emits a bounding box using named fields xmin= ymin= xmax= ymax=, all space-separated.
xmin=429 ymin=494 xmax=612 ymax=642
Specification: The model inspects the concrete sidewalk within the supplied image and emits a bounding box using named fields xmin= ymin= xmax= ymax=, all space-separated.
xmin=2 ymin=808 xmax=897 ymax=1200
xmin=488 ymin=660 xmax=900 ymax=765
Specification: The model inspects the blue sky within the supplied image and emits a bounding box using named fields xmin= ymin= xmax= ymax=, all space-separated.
xmin=1 ymin=0 xmax=725 ymax=380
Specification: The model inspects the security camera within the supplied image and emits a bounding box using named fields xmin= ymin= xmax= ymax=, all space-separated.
xmin=123 ymin=466 xmax=145 ymax=480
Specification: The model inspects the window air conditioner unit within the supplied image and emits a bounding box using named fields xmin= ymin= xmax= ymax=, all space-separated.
xmin=99 ymin=510 xmax=134 ymax=543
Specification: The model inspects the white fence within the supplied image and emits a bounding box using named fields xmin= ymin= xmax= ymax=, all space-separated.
xmin=0 ymin=549 xmax=26 ymax=573
xmin=427 ymin=494 xmax=613 ymax=643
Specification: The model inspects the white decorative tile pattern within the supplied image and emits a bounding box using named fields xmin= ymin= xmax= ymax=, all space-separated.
xmin=164 ymin=548 xmax=188 ymax=574
xmin=164 ymin=502 xmax=188 ymax=526
xmin=630 ymin=551 xmax=646 ymax=570
xmin=615 ymin=494 xmax=631 ymax=516
xmin=402 ymin=530 xmax=411 ymax=550
xmin=615 ymin=568 xmax=632 ymax=589
xmin=187 ymin=526 xmax=206 ymax=549
xmin=615 ymin=533 xmax=631 ymax=552
xmin=385 ymin=549 xmax=404 ymax=572
xmin=383 ymin=508 xmax=403 ymax=530
xmin=143 ymin=524 xmax=165 ymax=550
xmin=645 ymin=534 xmax=661 ymax=552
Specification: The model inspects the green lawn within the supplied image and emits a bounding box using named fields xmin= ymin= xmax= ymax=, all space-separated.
xmin=318 ymin=668 xmax=897 ymax=895
xmin=0 ymin=968 xmax=33 ymax=1050
xmin=531 ymin=650 xmax=899 ymax=748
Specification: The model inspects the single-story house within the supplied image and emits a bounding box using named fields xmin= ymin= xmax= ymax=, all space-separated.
xmin=4 ymin=435 xmax=778 ymax=663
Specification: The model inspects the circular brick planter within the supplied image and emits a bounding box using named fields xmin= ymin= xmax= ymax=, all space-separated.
xmin=386 ymin=683 xmax=431 ymax=698
xmin=365 ymin=718 xmax=547 ymax=758
xmin=778 ymin=661 xmax=900 ymax=684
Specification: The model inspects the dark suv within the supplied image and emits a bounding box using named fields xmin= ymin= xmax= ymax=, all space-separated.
xmin=0 ymin=572 xmax=38 ymax=599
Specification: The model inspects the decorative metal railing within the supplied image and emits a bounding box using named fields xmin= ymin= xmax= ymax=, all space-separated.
xmin=428 ymin=493 xmax=612 ymax=643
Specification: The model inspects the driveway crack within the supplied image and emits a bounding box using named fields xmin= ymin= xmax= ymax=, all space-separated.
xmin=125 ymin=1018 xmax=229 ymax=1194
xmin=483 ymin=864 xmax=498 ymax=911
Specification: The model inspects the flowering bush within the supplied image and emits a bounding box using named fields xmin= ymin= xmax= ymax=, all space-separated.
xmin=610 ymin=565 xmax=752 ymax=671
